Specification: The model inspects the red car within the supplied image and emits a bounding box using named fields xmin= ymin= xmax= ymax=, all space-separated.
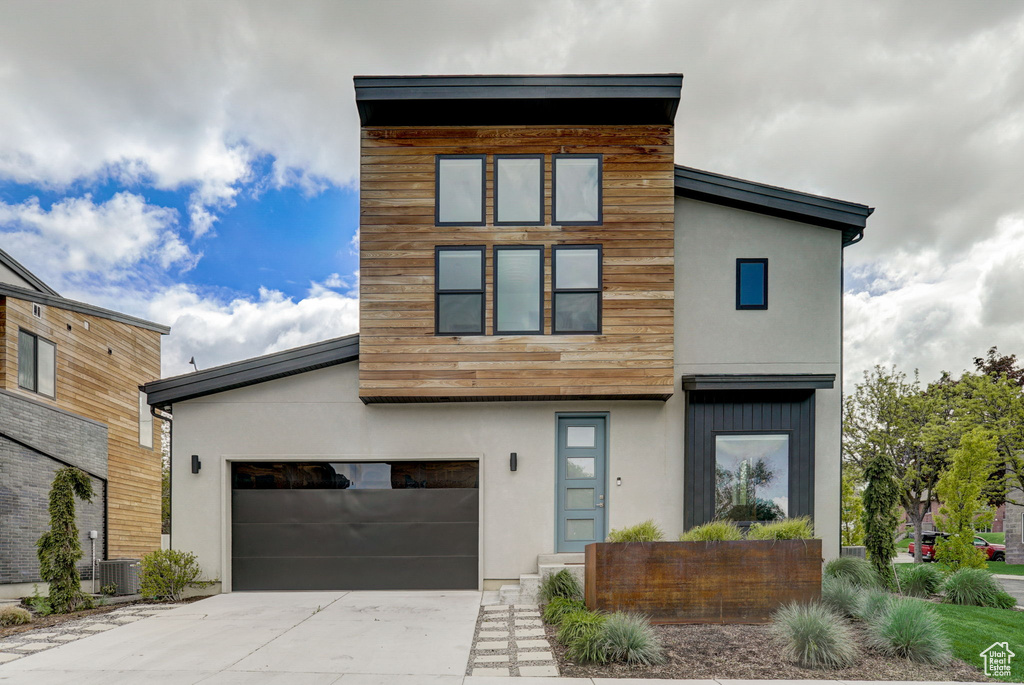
xmin=908 ymin=532 xmax=1006 ymax=561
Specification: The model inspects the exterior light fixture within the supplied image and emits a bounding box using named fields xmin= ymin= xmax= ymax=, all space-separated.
xmin=510 ymin=452 xmax=518 ymax=471
xmin=192 ymin=454 xmax=201 ymax=474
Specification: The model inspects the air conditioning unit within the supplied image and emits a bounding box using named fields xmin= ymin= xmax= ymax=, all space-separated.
xmin=97 ymin=558 xmax=141 ymax=596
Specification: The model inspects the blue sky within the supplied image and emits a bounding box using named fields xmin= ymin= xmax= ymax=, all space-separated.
xmin=2 ymin=1 xmax=1024 ymax=384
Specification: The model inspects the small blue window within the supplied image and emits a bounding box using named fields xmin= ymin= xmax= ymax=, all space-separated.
xmin=736 ymin=259 xmax=768 ymax=309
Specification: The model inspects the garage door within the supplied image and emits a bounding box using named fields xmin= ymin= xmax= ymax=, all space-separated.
xmin=231 ymin=460 xmax=478 ymax=591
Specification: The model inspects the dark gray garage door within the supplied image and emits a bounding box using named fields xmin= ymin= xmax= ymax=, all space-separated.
xmin=231 ymin=461 xmax=478 ymax=591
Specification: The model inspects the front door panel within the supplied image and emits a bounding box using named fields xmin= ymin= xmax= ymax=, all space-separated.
xmin=556 ymin=416 xmax=606 ymax=552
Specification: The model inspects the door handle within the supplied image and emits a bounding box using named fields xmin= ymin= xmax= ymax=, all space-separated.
xmin=596 ymin=503 xmax=604 ymax=508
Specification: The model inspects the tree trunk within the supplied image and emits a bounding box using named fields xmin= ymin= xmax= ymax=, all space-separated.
xmin=908 ymin=505 xmax=928 ymax=563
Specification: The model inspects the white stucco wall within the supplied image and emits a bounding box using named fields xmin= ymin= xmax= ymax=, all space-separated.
xmin=0 ymin=262 xmax=36 ymax=290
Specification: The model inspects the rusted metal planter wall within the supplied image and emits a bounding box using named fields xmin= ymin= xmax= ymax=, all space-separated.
xmin=585 ymin=539 xmax=822 ymax=624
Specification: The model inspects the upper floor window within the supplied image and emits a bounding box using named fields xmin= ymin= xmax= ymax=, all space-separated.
xmin=435 ymin=155 xmax=486 ymax=226
xmin=18 ymin=329 xmax=56 ymax=398
xmin=553 ymin=154 xmax=602 ymax=225
xmin=552 ymin=245 xmax=602 ymax=333
xmin=435 ymin=246 xmax=485 ymax=334
xmin=494 ymin=155 xmax=544 ymax=226
xmin=736 ymin=258 xmax=768 ymax=310
xmin=494 ymin=246 xmax=543 ymax=334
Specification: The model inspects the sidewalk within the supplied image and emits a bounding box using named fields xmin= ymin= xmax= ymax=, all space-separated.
xmin=464 ymin=679 xmax=991 ymax=684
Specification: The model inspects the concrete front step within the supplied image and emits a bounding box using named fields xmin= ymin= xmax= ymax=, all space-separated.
xmin=536 ymin=552 xmax=584 ymax=565
xmin=499 ymin=553 xmax=589 ymax=604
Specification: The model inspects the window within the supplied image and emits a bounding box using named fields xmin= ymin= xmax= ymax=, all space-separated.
xmin=736 ymin=258 xmax=768 ymax=309
xmin=435 ymin=246 xmax=485 ymax=335
xmin=17 ymin=329 xmax=55 ymax=398
xmin=435 ymin=155 xmax=486 ymax=225
xmin=553 ymin=154 xmax=602 ymax=225
xmin=494 ymin=246 xmax=543 ymax=334
xmin=552 ymin=245 xmax=601 ymax=333
xmin=714 ymin=433 xmax=789 ymax=522
xmin=139 ymin=391 xmax=153 ymax=449
xmin=494 ymin=155 xmax=544 ymax=225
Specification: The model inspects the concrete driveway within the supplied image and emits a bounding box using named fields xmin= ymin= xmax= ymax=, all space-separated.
xmin=0 ymin=591 xmax=481 ymax=685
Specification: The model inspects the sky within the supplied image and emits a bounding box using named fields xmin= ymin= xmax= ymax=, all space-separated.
xmin=1 ymin=0 xmax=1023 ymax=387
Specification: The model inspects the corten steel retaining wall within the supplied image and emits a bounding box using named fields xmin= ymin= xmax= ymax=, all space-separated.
xmin=585 ymin=539 xmax=822 ymax=624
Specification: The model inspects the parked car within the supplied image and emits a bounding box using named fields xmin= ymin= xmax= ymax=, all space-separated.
xmin=908 ymin=532 xmax=1006 ymax=561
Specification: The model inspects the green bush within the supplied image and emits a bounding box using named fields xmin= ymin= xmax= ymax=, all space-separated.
xmin=606 ymin=519 xmax=664 ymax=543
xmin=0 ymin=605 xmax=32 ymax=626
xmin=542 ymin=596 xmax=586 ymax=625
xmin=36 ymin=467 xmax=94 ymax=614
xmin=600 ymin=612 xmax=665 ymax=665
xmin=25 ymin=585 xmax=52 ymax=616
xmin=895 ymin=563 xmax=944 ymax=598
xmin=746 ymin=516 xmax=815 ymax=540
xmin=566 ymin=618 xmax=609 ymax=664
xmin=556 ymin=608 xmax=607 ymax=646
xmin=823 ymin=556 xmax=879 ymax=589
xmin=139 ymin=549 xmax=214 ymax=602
xmin=821 ymin=575 xmax=862 ymax=618
xmin=772 ymin=602 xmax=858 ymax=669
xmin=854 ymin=588 xmax=895 ymax=622
xmin=942 ymin=568 xmax=1017 ymax=608
xmin=867 ymin=598 xmax=950 ymax=665
xmin=679 ymin=520 xmax=743 ymax=542
xmin=539 ymin=569 xmax=582 ymax=602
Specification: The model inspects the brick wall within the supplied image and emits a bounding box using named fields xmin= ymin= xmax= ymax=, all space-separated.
xmin=0 ymin=389 xmax=107 ymax=584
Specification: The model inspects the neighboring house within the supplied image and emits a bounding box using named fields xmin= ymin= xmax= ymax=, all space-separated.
xmin=1007 ymin=495 xmax=1023 ymax=564
xmin=902 ymin=500 xmax=1006 ymax=533
xmin=0 ymin=248 xmax=168 ymax=598
xmin=145 ymin=74 xmax=873 ymax=597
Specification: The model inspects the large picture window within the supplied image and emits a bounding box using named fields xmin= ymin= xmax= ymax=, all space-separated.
xmin=494 ymin=246 xmax=543 ymax=334
xmin=553 ymin=154 xmax=602 ymax=225
xmin=435 ymin=246 xmax=485 ymax=335
xmin=494 ymin=155 xmax=544 ymax=225
xmin=18 ymin=329 xmax=55 ymax=398
xmin=552 ymin=245 xmax=601 ymax=333
xmin=714 ymin=433 xmax=790 ymax=522
xmin=435 ymin=155 xmax=486 ymax=226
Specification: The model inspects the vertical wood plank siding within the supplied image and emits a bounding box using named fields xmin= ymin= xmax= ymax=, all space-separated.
xmin=2 ymin=298 xmax=163 ymax=558
xmin=358 ymin=125 xmax=675 ymax=401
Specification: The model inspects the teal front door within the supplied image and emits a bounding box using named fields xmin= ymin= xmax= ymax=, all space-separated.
xmin=556 ymin=415 xmax=607 ymax=552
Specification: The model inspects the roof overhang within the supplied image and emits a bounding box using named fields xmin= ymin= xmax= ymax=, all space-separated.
xmin=681 ymin=374 xmax=836 ymax=391
xmin=674 ymin=166 xmax=873 ymax=247
xmin=354 ymin=74 xmax=683 ymax=126
xmin=0 ymin=283 xmax=169 ymax=334
xmin=144 ymin=334 xmax=359 ymax=408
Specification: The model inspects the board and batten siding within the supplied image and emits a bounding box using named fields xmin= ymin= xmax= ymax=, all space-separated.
xmin=358 ymin=125 xmax=675 ymax=401
xmin=0 ymin=296 xmax=163 ymax=558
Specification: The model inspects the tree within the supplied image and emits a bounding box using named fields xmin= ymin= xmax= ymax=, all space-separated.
xmin=840 ymin=465 xmax=865 ymax=546
xmin=862 ymin=446 xmax=901 ymax=586
xmin=973 ymin=345 xmax=1024 ymax=386
xmin=36 ymin=467 xmax=94 ymax=613
xmin=933 ymin=429 xmax=996 ymax=571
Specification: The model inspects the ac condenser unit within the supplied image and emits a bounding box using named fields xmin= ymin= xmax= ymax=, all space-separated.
xmin=97 ymin=558 xmax=141 ymax=595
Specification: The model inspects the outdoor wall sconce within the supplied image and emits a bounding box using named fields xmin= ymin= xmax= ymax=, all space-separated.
xmin=192 ymin=454 xmax=201 ymax=474
xmin=616 ymin=476 xmax=622 ymax=486
xmin=510 ymin=452 xmax=518 ymax=472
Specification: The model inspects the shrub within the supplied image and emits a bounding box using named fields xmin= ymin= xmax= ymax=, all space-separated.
xmin=566 ymin=618 xmax=609 ymax=664
xmin=24 ymin=585 xmax=52 ymax=617
xmin=606 ymin=519 xmax=664 ymax=543
xmin=600 ymin=612 xmax=666 ymax=665
xmin=821 ymin=576 xmax=862 ymax=617
xmin=867 ymin=598 xmax=950 ymax=665
xmin=539 ymin=569 xmax=582 ymax=602
xmin=542 ymin=596 xmax=586 ymax=625
xmin=139 ymin=549 xmax=214 ymax=602
xmin=36 ymin=467 xmax=94 ymax=613
xmin=679 ymin=520 xmax=743 ymax=542
xmin=0 ymin=605 xmax=32 ymax=626
xmin=556 ymin=608 xmax=607 ymax=646
xmin=772 ymin=602 xmax=858 ymax=669
xmin=746 ymin=516 xmax=815 ymax=540
xmin=823 ymin=556 xmax=879 ymax=589
xmin=854 ymin=588 xmax=895 ymax=622
xmin=895 ymin=563 xmax=944 ymax=598
xmin=942 ymin=568 xmax=1017 ymax=608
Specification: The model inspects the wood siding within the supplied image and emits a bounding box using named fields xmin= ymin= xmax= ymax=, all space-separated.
xmin=359 ymin=125 xmax=675 ymax=401
xmin=0 ymin=296 xmax=163 ymax=558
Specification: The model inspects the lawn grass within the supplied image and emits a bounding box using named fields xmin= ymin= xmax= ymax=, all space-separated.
xmin=931 ymin=602 xmax=1024 ymax=682
xmin=977 ymin=532 xmax=1006 ymax=545
xmin=987 ymin=560 xmax=1024 ymax=576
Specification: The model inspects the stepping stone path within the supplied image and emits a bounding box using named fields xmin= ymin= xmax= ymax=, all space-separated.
xmin=0 ymin=603 xmax=182 ymax=664
xmin=465 ymin=603 xmax=559 ymax=678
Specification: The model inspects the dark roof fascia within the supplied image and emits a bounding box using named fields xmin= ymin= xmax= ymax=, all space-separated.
xmin=354 ymin=74 xmax=683 ymax=126
xmin=0 ymin=283 xmax=170 ymax=334
xmin=0 ymin=248 xmax=60 ymax=296
xmin=144 ymin=334 xmax=359 ymax=407
xmin=681 ymin=374 xmax=836 ymax=391
xmin=674 ymin=166 xmax=874 ymax=246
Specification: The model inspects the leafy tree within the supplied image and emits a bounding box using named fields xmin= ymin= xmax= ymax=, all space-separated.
xmin=933 ymin=429 xmax=996 ymax=571
xmin=36 ymin=467 xmax=94 ymax=613
xmin=840 ymin=465 xmax=865 ymax=546
xmin=862 ymin=446 xmax=901 ymax=587
xmin=973 ymin=345 xmax=1024 ymax=386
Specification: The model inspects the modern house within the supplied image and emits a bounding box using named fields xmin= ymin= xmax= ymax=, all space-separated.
xmin=145 ymin=74 xmax=873 ymax=597
xmin=0 ymin=248 xmax=168 ymax=598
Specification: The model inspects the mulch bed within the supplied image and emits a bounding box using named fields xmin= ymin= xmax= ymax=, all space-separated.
xmin=546 ymin=620 xmax=990 ymax=681
xmin=0 ymin=595 xmax=212 ymax=640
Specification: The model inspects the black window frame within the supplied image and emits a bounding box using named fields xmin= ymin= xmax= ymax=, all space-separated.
xmin=551 ymin=244 xmax=602 ymax=335
xmin=435 ymin=245 xmax=486 ymax=336
xmin=493 ymin=245 xmax=545 ymax=335
xmin=552 ymin=153 xmax=603 ymax=226
xmin=493 ymin=154 xmax=545 ymax=226
xmin=435 ymin=154 xmax=487 ymax=227
xmin=736 ymin=258 xmax=769 ymax=310
xmin=17 ymin=328 xmax=56 ymax=399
